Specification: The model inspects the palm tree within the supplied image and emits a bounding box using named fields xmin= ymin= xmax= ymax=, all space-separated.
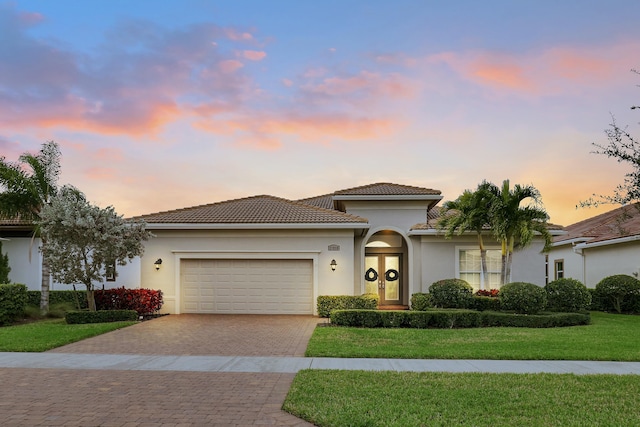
xmin=489 ymin=180 xmax=551 ymax=284
xmin=0 ymin=141 xmax=61 ymax=313
xmin=437 ymin=181 xmax=499 ymax=289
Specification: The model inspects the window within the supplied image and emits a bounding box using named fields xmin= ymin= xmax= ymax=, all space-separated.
xmin=106 ymin=261 xmax=116 ymax=282
xmin=458 ymin=248 xmax=501 ymax=290
xmin=554 ymin=260 xmax=564 ymax=280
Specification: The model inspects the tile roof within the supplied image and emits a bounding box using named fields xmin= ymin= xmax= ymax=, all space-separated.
xmin=333 ymin=182 xmax=441 ymax=196
xmin=554 ymin=203 xmax=640 ymax=244
xmin=297 ymin=194 xmax=334 ymax=210
xmin=411 ymin=206 xmax=564 ymax=232
xmin=135 ymin=195 xmax=368 ymax=224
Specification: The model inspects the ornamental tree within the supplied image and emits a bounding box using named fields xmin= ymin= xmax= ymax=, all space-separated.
xmin=38 ymin=186 xmax=152 ymax=311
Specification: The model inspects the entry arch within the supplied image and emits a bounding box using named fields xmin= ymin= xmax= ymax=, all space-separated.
xmin=360 ymin=227 xmax=414 ymax=306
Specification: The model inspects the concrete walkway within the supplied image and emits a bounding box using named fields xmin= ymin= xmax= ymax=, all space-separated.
xmin=2 ymin=352 xmax=640 ymax=375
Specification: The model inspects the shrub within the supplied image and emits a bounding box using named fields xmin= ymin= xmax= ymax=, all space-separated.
xmin=410 ymin=293 xmax=432 ymax=311
xmin=317 ymin=294 xmax=379 ymax=318
xmin=587 ymin=288 xmax=602 ymax=311
xmin=472 ymin=295 xmax=501 ymax=311
xmin=328 ymin=309 xmax=589 ymax=328
xmin=475 ymin=289 xmax=500 ymax=297
xmin=545 ymin=278 xmax=592 ymax=312
xmin=65 ymin=310 xmax=138 ymax=324
xmin=594 ymin=274 xmax=640 ymax=314
xmin=428 ymin=279 xmax=473 ymax=309
xmin=0 ymin=283 xmax=27 ymax=325
xmin=94 ymin=287 xmax=164 ymax=315
xmin=499 ymin=282 xmax=547 ymax=314
xmin=27 ymin=290 xmax=87 ymax=310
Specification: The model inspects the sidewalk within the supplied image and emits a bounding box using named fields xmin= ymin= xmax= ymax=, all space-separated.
xmin=2 ymin=352 xmax=640 ymax=375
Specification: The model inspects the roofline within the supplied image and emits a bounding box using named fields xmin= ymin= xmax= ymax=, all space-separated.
xmin=332 ymin=195 xmax=443 ymax=201
xmin=408 ymin=229 xmax=565 ymax=237
xmin=145 ymin=222 xmax=371 ymax=230
xmin=550 ymin=237 xmax=592 ymax=247
xmin=574 ymin=234 xmax=640 ymax=250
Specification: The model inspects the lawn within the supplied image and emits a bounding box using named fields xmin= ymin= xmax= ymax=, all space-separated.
xmin=286 ymin=312 xmax=640 ymax=426
xmin=306 ymin=311 xmax=640 ymax=361
xmin=0 ymin=318 xmax=137 ymax=352
xmin=283 ymin=370 xmax=640 ymax=427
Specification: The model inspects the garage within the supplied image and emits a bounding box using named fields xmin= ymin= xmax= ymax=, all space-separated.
xmin=180 ymin=259 xmax=314 ymax=314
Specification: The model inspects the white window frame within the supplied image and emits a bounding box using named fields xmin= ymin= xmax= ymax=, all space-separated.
xmin=455 ymin=246 xmax=502 ymax=290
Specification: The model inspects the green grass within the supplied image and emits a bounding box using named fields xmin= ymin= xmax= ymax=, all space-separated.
xmin=284 ymin=370 xmax=640 ymax=427
xmin=307 ymin=311 xmax=640 ymax=361
xmin=0 ymin=319 xmax=137 ymax=352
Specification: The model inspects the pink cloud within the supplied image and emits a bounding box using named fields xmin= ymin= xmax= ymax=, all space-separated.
xmin=242 ymin=50 xmax=266 ymax=61
xmin=429 ymin=41 xmax=640 ymax=97
xmin=218 ymin=59 xmax=244 ymax=73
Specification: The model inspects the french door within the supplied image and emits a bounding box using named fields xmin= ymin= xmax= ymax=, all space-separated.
xmin=364 ymin=254 xmax=402 ymax=305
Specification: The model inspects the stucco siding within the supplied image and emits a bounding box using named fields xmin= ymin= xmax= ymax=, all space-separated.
xmin=141 ymin=229 xmax=356 ymax=314
xmin=583 ymin=241 xmax=640 ymax=287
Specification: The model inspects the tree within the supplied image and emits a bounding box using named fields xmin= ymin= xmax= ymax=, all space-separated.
xmin=38 ymin=186 xmax=152 ymax=311
xmin=0 ymin=241 xmax=10 ymax=283
xmin=437 ymin=181 xmax=499 ymax=289
xmin=581 ymin=69 xmax=640 ymax=207
xmin=489 ymin=180 xmax=551 ymax=285
xmin=0 ymin=141 xmax=61 ymax=313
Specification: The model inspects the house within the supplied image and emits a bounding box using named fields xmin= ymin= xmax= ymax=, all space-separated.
xmin=1 ymin=182 xmax=559 ymax=314
xmin=548 ymin=203 xmax=640 ymax=287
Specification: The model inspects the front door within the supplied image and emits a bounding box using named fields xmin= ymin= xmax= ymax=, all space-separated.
xmin=364 ymin=254 xmax=402 ymax=305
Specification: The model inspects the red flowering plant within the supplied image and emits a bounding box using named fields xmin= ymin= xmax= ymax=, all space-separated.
xmin=95 ymin=287 xmax=164 ymax=315
xmin=475 ymin=289 xmax=500 ymax=298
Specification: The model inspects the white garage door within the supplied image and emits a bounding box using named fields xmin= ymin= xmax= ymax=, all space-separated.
xmin=180 ymin=259 xmax=313 ymax=314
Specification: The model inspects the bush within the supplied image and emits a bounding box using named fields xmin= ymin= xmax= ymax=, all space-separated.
xmin=545 ymin=278 xmax=592 ymax=312
xmin=410 ymin=293 xmax=432 ymax=311
xmin=95 ymin=287 xmax=164 ymax=315
xmin=428 ymin=279 xmax=473 ymax=309
xmin=587 ymin=288 xmax=602 ymax=311
xmin=65 ymin=310 xmax=138 ymax=324
xmin=0 ymin=283 xmax=27 ymax=325
xmin=499 ymin=282 xmax=547 ymax=314
xmin=329 ymin=309 xmax=589 ymax=328
xmin=317 ymin=294 xmax=379 ymax=318
xmin=472 ymin=295 xmax=501 ymax=311
xmin=27 ymin=290 xmax=87 ymax=310
xmin=594 ymin=274 xmax=640 ymax=314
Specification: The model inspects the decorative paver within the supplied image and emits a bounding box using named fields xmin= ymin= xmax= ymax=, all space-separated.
xmin=1 ymin=315 xmax=319 ymax=426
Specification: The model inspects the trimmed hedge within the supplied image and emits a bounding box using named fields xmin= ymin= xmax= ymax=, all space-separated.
xmin=27 ymin=290 xmax=87 ymax=310
xmin=65 ymin=310 xmax=138 ymax=324
xmin=95 ymin=287 xmax=164 ymax=315
xmin=499 ymin=282 xmax=547 ymax=314
xmin=329 ymin=309 xmax=590 ymax=329
xmin=317 ymin=294 xmax=379 ymax=318
xmin=0 ymin=283 xmax=28 ymax=325
xmin=410 ymin=293 xmax=432 ymax=311
xmin=594 ymin=274 xmax=640 ymax=314
xmin=471 ymin=295 xmax=501 ymax=311
xmin=428 ymin=279 xmax=474 ymax=309
xmin=545 ymin=278 xmax=592 ymax=312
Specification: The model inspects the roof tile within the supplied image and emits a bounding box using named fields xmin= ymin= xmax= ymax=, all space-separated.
xmin=554 ymin=203 xmax=640 ymax=244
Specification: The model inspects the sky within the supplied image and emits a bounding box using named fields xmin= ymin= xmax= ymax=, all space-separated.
xmin=1 ymin=0 xmax=640 ymax=226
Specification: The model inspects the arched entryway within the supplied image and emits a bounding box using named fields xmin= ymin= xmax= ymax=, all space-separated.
xmin=364 ymin=230 xmax=408 ymax=307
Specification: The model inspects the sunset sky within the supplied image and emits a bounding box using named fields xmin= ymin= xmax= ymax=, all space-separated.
xmin=2 ymin=0 xmax=640 ymax=226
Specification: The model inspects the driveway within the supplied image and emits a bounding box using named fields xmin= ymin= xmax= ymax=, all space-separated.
xmin=2 ymin=315 xmax=321 ymax=426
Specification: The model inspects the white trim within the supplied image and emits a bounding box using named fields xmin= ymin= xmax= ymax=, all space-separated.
xmin=360 ymin=226 xmax=414 ymax=302
xmin=410 ymin=228 xmax=565 ymax=237
xmin=147 ymin=222 xmax=369 ymax=230
xmin=551 ymin=237 xmax=592 ymax=247
xmin=172 ymin=250 xmax=321 ymax=315
xmin=333 ymin=195 xmax=442 ymax=201
xmin=574 ymin=234 xmax=640 ymax=250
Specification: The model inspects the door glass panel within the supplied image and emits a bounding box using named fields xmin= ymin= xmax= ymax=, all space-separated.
xmin=364 ymin=256 xmax=378 ymax=295
xmin=384 ymin=256 xmax=400 ymax=301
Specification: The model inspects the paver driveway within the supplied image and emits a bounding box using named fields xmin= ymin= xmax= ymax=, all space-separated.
xmin=2 ymin=315 xmax=322 ymax=426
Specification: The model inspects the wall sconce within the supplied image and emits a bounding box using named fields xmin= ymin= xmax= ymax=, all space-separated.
xmin=330 ymin=259 xmax=337 ymax=271
xmin=154 ymin=258 xmax=163 ymax=271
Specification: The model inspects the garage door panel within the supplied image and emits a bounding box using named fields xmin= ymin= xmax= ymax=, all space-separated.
xmin=181 ymin=258 xmax=313 ymax=314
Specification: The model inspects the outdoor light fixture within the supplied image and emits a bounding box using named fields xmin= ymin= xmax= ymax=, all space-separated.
xmin=154 ymin=258 xmax=163 ymax=271
xmin=330 ymin=259 xmax=337 ymax=271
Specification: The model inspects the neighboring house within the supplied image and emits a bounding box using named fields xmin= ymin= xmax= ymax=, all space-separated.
xmin=1 ymin=182 xmax=560 ymax=314
xmin=549 ymin=203 xmax=640 ymax=288
xmin=0 ymin=217 xmax=139 ymax=291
